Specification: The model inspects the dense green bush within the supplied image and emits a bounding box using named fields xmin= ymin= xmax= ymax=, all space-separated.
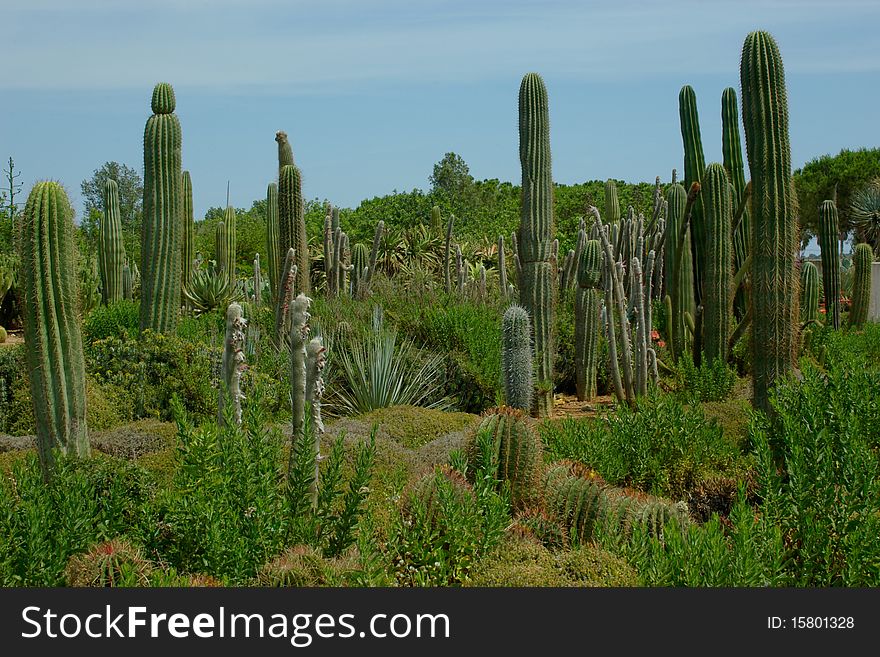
xmin=83 ymin=300 xmax=140 ymax=343
xmin=674 ymin=352 xmax=738 ymax=402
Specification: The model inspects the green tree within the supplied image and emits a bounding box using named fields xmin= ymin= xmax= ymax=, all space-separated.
xmin=430 ymin=152 xmax=478 ymax=219
xmin=81 ymin=161 xmax=144 ymax=263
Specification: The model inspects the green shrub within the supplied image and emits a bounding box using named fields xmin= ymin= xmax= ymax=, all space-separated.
xmin=0 ymin=344 xmax=25 ymax=433
xmin=254 ymin=545 xmax=360 ymax=587
xmin=357 ymin=405 xmax=478 ymax=448
xmin=675 ymin=352 xmax=737 ymax=402
xmin=83 ymin=300 xmax=140 ymax=343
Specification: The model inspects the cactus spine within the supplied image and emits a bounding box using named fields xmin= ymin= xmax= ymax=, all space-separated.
xmin=266 ymin=182 xmax=280 ymax=302
xmin=575 ymin=240 xmax=602 ymax=400
xmin=818 ymin=200 xmax=840 ymax=329
xmin=501 ymin=304 xmax=534 ymax=412
xmin=140 ymin=82 xmax=182 ymax=334
xmin=800 ymin=261 xmax=819 ymax=324
xmin=20 ymin=182 xmax=89 ymax=476
xmin=99 ymin=179 xmax=125 ymax=304
xmin=604 ymin=180 xmax=620 ymax=224
xmin=740 ymin=31 xmax=798 ymax=413
xmin=722 ymin=88 xmax=750 ymax=322
xmin=517 ymin=72 xmax=555 ymax=417
xmin=849 ymin=243 xmax=873 ymax=328
xmin=701 ymin=163 xmax=733 ymax=364
xmin=679 ymin=85 xmax=707 ymax=309
xmin=279 ymin=164 xmax=309 ymax=295
xmin=181 ymin=171 xmax=194 ymax=299
xmin=219 ymin=302 xmax=247 ymax=427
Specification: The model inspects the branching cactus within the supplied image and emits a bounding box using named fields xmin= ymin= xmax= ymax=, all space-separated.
xmin=266 ymin=182 xmax=280 ymax=302
xmin=800 ymin=261 xmax=819 ymax=324
xmin=702 ymin=163 xmax=733 ymax=364
xmin=140 ymin=82 xmax=182 ymax=334
xmin=279 ymin=164 xmax=309 ymax=295
xmin=99 ymin=179 xmax=125 ymax=304
xmin=501 ymin=304 xmax=534 ymax=411
xmin=182 ymin=171 xmax=194 ymax=300
xmin=517 ymin=72 xmax=556 ymax=417
xmin=21 ymin=181 xmax=89 ymax=477
xmin=741 ymin=31 xmax=798 ymax=413
xmin=219 ymin=302 xmax=247 ymax=427
xmin=818 ymin=200 xmax=840 ymax=329
xmin=849 ymin=243 xmax=873 ymax=328
xmin=575 ymin=239 xmax=602 ymax=400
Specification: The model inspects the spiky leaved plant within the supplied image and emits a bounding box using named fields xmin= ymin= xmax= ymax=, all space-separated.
xmin=575 ymin=239 xmax=601 ymax=400
xmin=818 ymin=200 xmax=840 ymax=329
xmin=279 ymin=164 xmax=309 ymax=295
xmin=740 ymin=31 xmax=798 ymax=413
xmin=701 ymin=163 xmax=733 ymax=364
xmin=501 ymin=304 xmax=533 ymax=411
xmin=517 ymin=72 xmax=556 ymax=417
xmin=20 ymin=181 xmax=89 ymax=477
xmin=800 ymin=261 xmax=819 ymax=324
xmin=99 ymin=179 xmax=125 ymax=304
xmin=140 ymin=82 xmax=182 ymax=334
xmin=848 ymin=243 xmax=873 ymax=328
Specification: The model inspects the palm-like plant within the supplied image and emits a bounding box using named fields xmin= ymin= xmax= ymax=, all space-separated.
xmin=851 ymin=179 xmax=880 ymax=252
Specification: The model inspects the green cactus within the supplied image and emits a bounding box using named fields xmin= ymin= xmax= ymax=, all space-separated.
xmin=351 ymin=242 xmax=368 ymax=299
xmin=800 ymin=261 xmax=819 ymax=324
xmin=266 ymin=182 xmax=280 ymax=303
xmin=219 ymin=302 xmax=246 ymax=427
xmin=501 ymin=304 xmax=534 ymax=412
xmin=288 ymin=293 xmax=311 ymax=482
xmin=679 ymin=85 xmax=707 ymax=309
xmin=181 ymin=171 xmax=194 ymax=299
xmin=140 ymin=82 xmax=182 ymax=334
xmin=253 ymin=253 xmax=262 ymax=306
xmin=664 ymin=182 xmax=695 ymax=360
xmin=740 ymin=31 xmax=798 ymax=413
xmin=575 ymin=239 xmax=601 ymax=400
xmin=465 ymin=407 xmax=544 ymax=510
xmin=20 ymin=181 xmax=90 ymax=477
xmin=274 ymin=247 xmax=298 ymax=345
xmin=722 ymin=87 xmax=750 ymax=322
xmin=279 ymin=164 xmax=309 ymax=295
xmin=444 ymin=213 xmax=454 ymax=294
xmin=122 ymin=262 xmax=133 ymax=300
xmin=99 ymin=179 xmax=125 ymax=304
xmin=849 ymin=243 xmax=873 ymax=327
xmin=701 ymin=163 xmax=733 ymax=364
xmin=818 ymin=200 xmax=840 ymax=329
xmin=222 ymin=205 xmax=237 ymax=287
xmin=276 ymin=130 xmax=294 ymax=171
xmin=431 ymin=205 xmax=441 ymax=230
xmin=214 ymin=220 xmax=227 ymax=277
xmin=604 ymin=179 xmax=620 ymax=224
xmin=517 ymin=72 xmax=556 ymax=418
xmin=498 ymin=235 xmax=508 ymax=299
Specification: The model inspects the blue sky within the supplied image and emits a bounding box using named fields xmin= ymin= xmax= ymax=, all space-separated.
xmin=3 ymin=0 xmax=879 ymax=231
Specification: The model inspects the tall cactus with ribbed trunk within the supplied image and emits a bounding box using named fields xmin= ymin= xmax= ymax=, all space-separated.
xmin=849 ymin=243 xmax=873 ymax=328
xmin=276 ymin=130 xmax=294 ymax=171
xmin=279 ymin=164 xmax=309 ymax=295
xmin=181 ymin=171 xmax=194 ymax=299
xmin=288 ymin=293 xmax=310 ymax=480
xmin=351 ymin=242 xmax=368 ymax=299
xmin=517 ymin=72 xmax=555 ymax=418
xmin=604 ymin=180 xmax=620 ymax=224
xmin=140 ymin=82 xmax=182 ymax=334
xmin=741 ymin=31 xmax=798 ymax=413
xmin=664 ymin=182 xmax=695 ymax=360
xmin=221 ymin=205 xmax=236 ymax=287
xmin=20 ymin=182 xmax=89 ymax=477
xmin=800 ymin=261 xmax=819 ymax=324
xmin=501 ymin=304 xmax=533 ymax=412
xmin=99 ymin=179 xmax=125 ymax=304
xmin=266 ymin=182 xmax=280 ymax=303
xmin=575 ymin=240 xmax=601 ymax=401
xmin=214 ymin=221 xmax=227 ymax=276
xmin=701 ymin=163 xmax=733 ymax=364
xmin=722 ymin=87 xmax=750 ymax=322
xmin=818 ymin=200 xmax=840 ymax=329
xmin=679 ymin=85 xmax=707 ymax=309
xmin=218 ymin=302 xmax=246 ymax=427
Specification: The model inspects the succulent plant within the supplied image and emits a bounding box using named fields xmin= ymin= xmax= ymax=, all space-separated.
xmin=181 ymin=171 xmax=194 ymax=299
xmin=800 ymin=261 xmax=819 ymax=324
xmin=501 ymin=304 xmax=534 ymax=411
xmin=701 ymin=163 xmax=733 ymax=364
xmin=848 ymin=243 xmax=873 ymax=327
xmin=266 ymin=182 xmax=280 ymax=302
xmin=99 ymin=179 xmax=125 ymax=304
xmin=279 ymin=164 xmax=309 ymax=295
xmin=574 ymin=239 xmax=601 ymax=400
xmin=818 ymin=200 xmax=841 ymax=329
xmin=219 ymin=302 xmax=247 ymax=427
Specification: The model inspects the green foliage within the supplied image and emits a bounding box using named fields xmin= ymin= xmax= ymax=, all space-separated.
xmin=80 ymin=161 xmax=143 ymax=262
xmin=356 ymin=405 xmax=477 ymax=449
xmin=850 ymin=179 xmax=880 ymax=251
xmin=83 ymin=299 xmax=140 ymax=342
xmin=675 ymin=352 xmax=737 ymax=403
xmin=64 ymin=538 xmax=153 ymax=587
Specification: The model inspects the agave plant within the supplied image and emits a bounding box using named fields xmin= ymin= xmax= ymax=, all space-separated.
xmin=327 ymin=306 xmax=450 ymax=416
xmin=185 ymin=264 xmax=242 ymax=314
xmin=851 ymin=179 xmax=880 ymax=252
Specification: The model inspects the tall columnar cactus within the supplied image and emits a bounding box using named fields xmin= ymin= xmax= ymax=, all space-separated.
xmin=679 ymin=85 xmax=707 ymax=309
xmin=279 ymin=164 xmax=309 ymax=295
xmin=849 ymin=243 xmax=873 ymax=328
xmin=604 ymin=179 xmax=620 ymax=224
xmin=818 ymin=200 xmax=840 ymax=329
xmin=276 ymin=130 xmax=294 ymax=171
xmin=517 ymin=72 xmax=556 ymax=418
xmin=664 ymin=183 xmax=695 ymax=360
xmin=575 ymin=240 xmax=602 ymax=400
xmin=498 ymin=235 xmax=508 ymax=299
xmin=362 ymin=220 xmax=384 ymax=295
xmin=431 ymin=205 xmax=441 ymax=230
xmin=800 ymin=261 xmax=819 ymax=324
xmin=501 ymin=304 xmax=534 ymax=412
xmin=99 ymin=179 xmax=125 ymax=304
xmin=721 ymin=87 xmax=750 ymax=322
xmin=465 ymin=407 xmax=543 ymax=510
xmin=274 ymin=247 xmax=298 ymax=346
xmin=214 ymin=221 xmax=227 ymax=276
xmin=351 ymin=242 xmax=368 ymax=298
xmin=305 ymin=335 xmax=326 ymax=507
xmin=222 ymin=205 xmax=237 ymax=287
xmin=123 ymin=262 xmax=133 ymax=300
xmin=444 ymin=213 xmax=454 ymax=294
xmin=323 ymin=207 xmax=335 ymax=296
xmin=219 ymin=302 xmax=247 ymax=427
xmin=701 ymin=163 xmax=733 ymax=364
xmin=181 ymin=171 xmax=194 ymax=299
xmin=740 ymin=31 xmax=798 ymax=413
xmin=288 ymin=294 xmax=310 ymax=477
xmin=253 ymin=253 xmax=262 ymax=306
xmin=266 ymin=182 xmax=280 ymax=302
xmin=140 ymin=81 xmax=182 ymax=334
xmin=20 ymin=182 xmax=89 ymax=476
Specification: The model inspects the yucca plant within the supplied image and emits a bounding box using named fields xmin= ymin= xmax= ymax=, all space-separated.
xmin=184 ymin=266 xmax=242 ymax=314
xmin=327 ymin=306 xmax=450 ymax=415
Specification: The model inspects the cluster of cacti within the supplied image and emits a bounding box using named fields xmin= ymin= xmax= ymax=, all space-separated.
xmin=465 ymin=407 xmax=544 ymax=510
xmin=323 ymin=205 xmax=353 ymax=297
xmin=721 ymin=87 xmax=751 ymax=322
xmin=740 ymin=31 xmax=798 ymax=413
xmin=800 ymin=261 xmax=819 ymax=324
xmin=542 ymin=463 xmax=690 ymax=544
xmin=848 ymin=243 xmax=873 ymax=327
xmin=140 ymin=82 xmax=182 ymax=334
xmin=401 ymin=465 xmax=475 ymax=530
xmin=501 ymin=304 xmax=534 ymax=411
xmin=181 ymin=171 xmax=194 ymax=300
xmin=278 ymin=162 xmax=309 ymax=295
xmin=219 ymin=302 xmax=247 ymax=427
xmin=98 ymin=179 xmax=125 ymax=304
xmin=20 ymin=181 xmax=89 ymax=477
xmin=455 ymin=259 xmax=489 ymax=303
xmin=517 ymin=72 xmax=556 ymax=417
xmin=701 ymin=163 xmax=734 ymax=364
xmin=818 ymin=200 xmax=841 ymax=329
xmin=574 ymin=239 xmax=602 ymax=400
